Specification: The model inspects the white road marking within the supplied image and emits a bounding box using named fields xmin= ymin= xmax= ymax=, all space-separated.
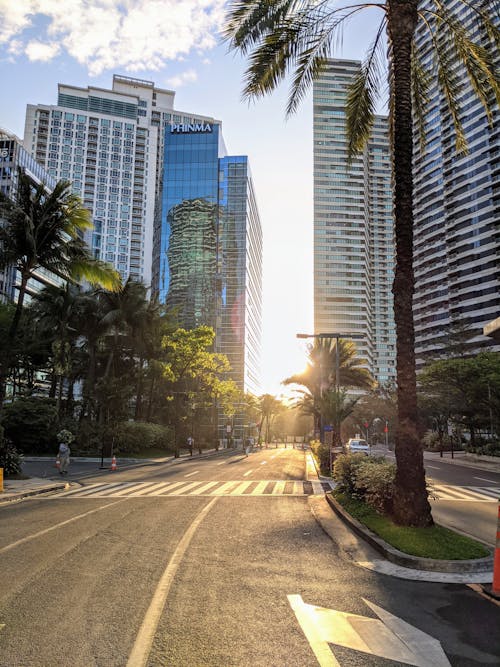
xmin=243 ymin=469 xmax=254 ymax=477
xmin=216 ymin=461 xmax=227 ymax=466
xmin=426 ymin=465 xmax=440 ymax=470
xmin=312 ymin=482 xmax=325 ymax=495
xmin=184 ymin=470 xmax=200 ymax=478
xmin=260 ymin=461 xmax=267 ymax=465
xmin=41 ymin=480 xmax=336 ymax=498
xmin=252 ymin=481 xmax=269 ymax=495
xmin=432 ymin=484 xmax=498 ymax=502
xmin=211 ymin=481 xmax=240 ymax=495
xmin=127 ymin=498 xmax=218 ymax=667
xmin=288 ymin=595 xmax=340 ymax=667
xmin=230 ymin=481 xmax=254 ymax=495
xmin=473 ymin=476 xmax=498 ymax=484
xmin=189 ymin=481 xmax=219 ymax=495
xmin=164 ymin=481 xmax=202 ymax=496
xmin=288 ymin=595 xmax=451 ymax=667
xmin=0 ymin=499 xmax=126 ymax=555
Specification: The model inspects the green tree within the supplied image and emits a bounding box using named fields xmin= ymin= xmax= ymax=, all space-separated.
xmin=258 ymin=393 xmax=284 ymax=443
xmin=419 ymin=352 xmax=500 ymax=447
xmin=0 ymin=170 xmax=120 ymax=405
xmin=224 ymin=0 xmax=499 ymax=526
xmin=161 ymin=326 xmax=239 ymax=455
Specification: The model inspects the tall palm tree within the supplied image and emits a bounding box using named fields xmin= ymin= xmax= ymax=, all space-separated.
xmin=286 ymin=338 xmax=373 ymax=394
xmin=224 ymin=1 xmax=499 ymax=526
xmin=0 ymin=169 xmax=120 ymax=405
xmin=32 ymin=283 xmax=83 ymax=415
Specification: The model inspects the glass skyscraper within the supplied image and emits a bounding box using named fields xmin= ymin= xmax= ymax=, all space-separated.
xmin=313 ymin=59 xmax=396 ymax=384
xmin=413 ymin=0 xmax=500 ymax=365
xmin=154 ymin=123 xmax=262 ymax=396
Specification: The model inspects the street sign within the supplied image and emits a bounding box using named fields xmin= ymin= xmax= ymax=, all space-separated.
xmin=288 ymin=594 xmax=451 ymax=667
xmin=324 ymin=425 xmax=333 ymax=432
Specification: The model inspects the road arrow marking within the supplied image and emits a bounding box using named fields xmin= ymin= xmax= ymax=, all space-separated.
xmin=288 ymin=594 xmax=451 ymax=667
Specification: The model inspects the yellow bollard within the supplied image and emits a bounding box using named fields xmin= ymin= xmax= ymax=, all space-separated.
xmin=0 ymin=467 xmax=3 ymax=493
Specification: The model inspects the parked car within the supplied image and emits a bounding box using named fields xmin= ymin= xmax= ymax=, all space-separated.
xmin=345 ymin=438 xmax=370 ymax=455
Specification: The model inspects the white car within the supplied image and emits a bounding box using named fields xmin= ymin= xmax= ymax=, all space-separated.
xmin=346 ymin=438 xmax=370 ymax=455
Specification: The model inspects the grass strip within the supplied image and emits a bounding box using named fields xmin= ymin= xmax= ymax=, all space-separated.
xmin=333 ymin=490 xmax=490 ymax=560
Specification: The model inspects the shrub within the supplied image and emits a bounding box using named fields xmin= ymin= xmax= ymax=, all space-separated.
xmin=0 ymin=424 xmax=23 ymax=476
xmin=354 ymin=460 xmax=396 ymax=514
xmin=310 ymin=439 xmax=331 ymax=474
xmin=332 ymin=453 xmax=369 ymax=494
xmin=1 ymin=398 xmax=58 ymax=454
xmin=110 ymin=421 xmax=174 ymax=455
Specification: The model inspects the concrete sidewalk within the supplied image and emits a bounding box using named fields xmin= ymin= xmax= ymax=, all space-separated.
xmin=0 ymin=477 xmax=69 ymax=503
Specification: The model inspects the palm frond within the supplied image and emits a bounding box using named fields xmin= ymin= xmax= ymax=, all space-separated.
xmin=417 ymin=9 xmax=467 ymax=153
xmin=346 ymin=16 xmax=386 ymax=160
xmin=223 ymin=0 xmax=299 ymax=54
xmin=287 ymin=5 xmax=373 ymax=115
xmin=411 ymin=46 xmax=431 ymax=153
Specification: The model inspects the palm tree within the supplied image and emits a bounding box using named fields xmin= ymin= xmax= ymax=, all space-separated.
xmin=32 ymin=283 xmax=84 ymax=415
xmin=0 ymin=169 xmax=120 ymax=405
xmin=258 ymin=393 xmax=283 ymax=444
xmin=319 ymin=389 xmax=360 ymax=450
xmin=286 ymin=338 xmax=373 ymax=394
xmin=224 ymin=1 xmax=499 ymax=526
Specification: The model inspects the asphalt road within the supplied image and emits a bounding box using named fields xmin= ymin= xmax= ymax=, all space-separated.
xmin=1 ymin=447 xmax=499 ymax=666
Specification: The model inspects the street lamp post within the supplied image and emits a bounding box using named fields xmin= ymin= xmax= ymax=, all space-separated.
xmin=296 ymin=332 xmax=364 ymax=474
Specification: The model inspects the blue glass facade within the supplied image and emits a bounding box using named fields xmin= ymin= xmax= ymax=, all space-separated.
xmin=153 ymin=125 xmax=262 ymax=396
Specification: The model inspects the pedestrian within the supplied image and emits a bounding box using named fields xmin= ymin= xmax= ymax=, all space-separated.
xmin=56 ymin=429 xmax=73 ymax=475
xmin=187 ymin=436 xmax=193 ymax=456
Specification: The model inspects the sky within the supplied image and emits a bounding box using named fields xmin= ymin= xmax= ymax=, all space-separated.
xmin=0 ymin=0 xmax=374 ymax=397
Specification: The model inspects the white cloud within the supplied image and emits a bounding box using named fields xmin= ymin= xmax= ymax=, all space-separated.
xmin=166 ymin=68 xmax=198 ymax=88
xmin=0 ymin=0 xmax=226 ymax=75
xmin=25 ymin=40 xmax=60 ymax=62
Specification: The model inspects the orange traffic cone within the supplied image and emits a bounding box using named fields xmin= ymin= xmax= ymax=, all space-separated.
xmin=110 ymin=456 xmax=117 ymax=472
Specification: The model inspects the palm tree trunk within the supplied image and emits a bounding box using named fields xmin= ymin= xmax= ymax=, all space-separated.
xmin=388 ymin=0 xmax=432 ymax=527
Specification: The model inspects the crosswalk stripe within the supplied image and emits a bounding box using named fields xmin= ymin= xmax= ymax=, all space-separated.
xmin=252 ymin=481 xmax=269 ymax=495
xmin=432 ymin=485 xmax=498 ymax=502
xmin=212 ymin=481 xmax=240 ymax=495
xmin=161 ymin=481 xmax=203 ymax=496
xmin=469 ymin=486 xmax=500 ymax=498
xmin=128 ymin=482 xmax=173 ymax=496
xmin=189 ymin=481 xmax=219 ymax=495
xmin=230 ymin=481 xmax=254 ymax=495
xmin=56 ymin=479 xmax=337 ymax=498
xmin=312 ymin=481 xmax=325 ymax=495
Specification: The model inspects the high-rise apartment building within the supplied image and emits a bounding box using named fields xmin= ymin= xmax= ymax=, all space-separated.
xmin=23 ymin=75 xmax=216 ymax=285
xmin=413 ymin=0 xmax=500 ymax=365
xmin=313 ymin=60 xmax=396 ymax=384
xmin=155 ymin=123 xmax=262 ymax=395
xmin=0 ymin=129 xmax=63 ymax=303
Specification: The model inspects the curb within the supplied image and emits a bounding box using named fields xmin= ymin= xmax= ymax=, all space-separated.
xmin=325 ymin=492 xmax=493 ymax=574
xmin=0 ymin=482 xmax=68 ymax=504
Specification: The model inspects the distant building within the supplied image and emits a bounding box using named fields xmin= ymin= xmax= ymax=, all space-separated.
xmin=313 ymin=60 xmax=396 ymax=385
xmin=23 ymin=75 xmax=217 ymax=286
xmin=413 ymin=0 xmax=500 ymax=364
xmin=155 ymin=123 xmax=263 ymax=396
xmin=0 ymin=129 xmax=63 ymax=303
